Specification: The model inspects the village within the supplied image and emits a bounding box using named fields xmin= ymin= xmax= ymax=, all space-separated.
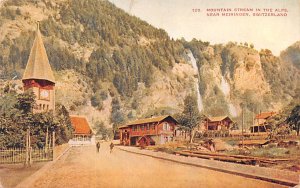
xmin=0 ymin=21 xmax=299 ymax=188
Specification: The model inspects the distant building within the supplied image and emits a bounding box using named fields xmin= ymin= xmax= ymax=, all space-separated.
xmin=22 ymin=23 xmax=56 ymax=113
xmin=255 ymin=111 xmax=276 ymax=125
xmin=69 ymin=115 xmax=95 ymax=145
xmin=119 ymin=115 xmax=178 ymax=146
xmin=202 ymin=116 xmax=233 ymax=131
xmin=249 ymin=111 xmax=276 ymax=133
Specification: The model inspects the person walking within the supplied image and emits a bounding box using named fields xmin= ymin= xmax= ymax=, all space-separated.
xmin=110 ymin=142 xmax=114 ymax=153
xmin=96 ymin=141 xmax=100 ymax=153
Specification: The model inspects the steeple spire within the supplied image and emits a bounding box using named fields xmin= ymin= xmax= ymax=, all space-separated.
xmin=22 ymin=22 xmax=55 ymax=83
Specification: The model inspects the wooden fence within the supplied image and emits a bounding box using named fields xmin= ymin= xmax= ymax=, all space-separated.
xmin=0 ymin=147 xmax=53 ymax=164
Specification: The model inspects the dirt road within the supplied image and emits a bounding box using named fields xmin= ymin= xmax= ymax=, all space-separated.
xmin=27 ymin=142 xmax=285 ymax=188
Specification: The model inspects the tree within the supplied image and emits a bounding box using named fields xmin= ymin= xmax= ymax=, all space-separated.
xmin=286 ymin=105 xmax=300 ymax=135
xmin=110 ymin=97 xmax=125 ymax=137
xmin=94 ymin=121 xmax=112 ymax=140
xmin=54 ymin=104 xmax=74 ymax=144
xmin=0 ymin=90 xmax=73 ymax=148
xmin=177 ymin=94 xmax=203 ymax=143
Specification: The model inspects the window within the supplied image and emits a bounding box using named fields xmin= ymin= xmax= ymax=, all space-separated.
xmin=147 ymin=124 xmax=150 ymax=130
xmin=141 ymin=125 xmax=144 ymax=131
xmin=163 ymin=123 xmax=169 ymax=131
xmin=152 ymin=123 xmax=156 ymax=130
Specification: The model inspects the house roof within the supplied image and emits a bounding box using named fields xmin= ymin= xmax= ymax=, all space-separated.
xmin=70 ymin=115 xmax=93 ymax=135
xmin=255 ymin=112 xmax=276 ymax=119
xmin=119 ymin=115 xmax=178 ymax=129
xmin=207 ymin=116 xmax=232 ymax=122
xmin=22 ymin=23 xmax=55 ymax=83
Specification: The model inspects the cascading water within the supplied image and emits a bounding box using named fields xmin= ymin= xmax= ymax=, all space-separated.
xmin=187 ymin=51 xmax=204 ymax=112
xmin=228 ymin=103 xmax=238 ymax=117
xmin=220 ymin=75 xmax=238 ymax=117
xmin=220 ymin=76 xmax=230 ymax=97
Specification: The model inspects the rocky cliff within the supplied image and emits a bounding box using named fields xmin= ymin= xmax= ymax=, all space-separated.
xmin=0 ymin=0 xmax=299 ymax=129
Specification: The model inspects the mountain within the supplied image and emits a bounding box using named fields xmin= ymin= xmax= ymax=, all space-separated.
xmin=0 ymin=0 xmax=299 ymax=129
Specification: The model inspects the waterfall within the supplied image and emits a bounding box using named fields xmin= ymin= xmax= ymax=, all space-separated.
xmin=228 ymin=103 xmax=238 ymax=117
xmin=187 ymin=51 xmax=204 ymax=112
xmin=220 ymin=75 xmax=238 ymax=117
xmin=220 ymin=76 xmax=230 ymax=97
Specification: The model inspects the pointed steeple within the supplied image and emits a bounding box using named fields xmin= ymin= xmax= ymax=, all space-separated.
xmin=22 ymin=22 xmax=55 ymax=83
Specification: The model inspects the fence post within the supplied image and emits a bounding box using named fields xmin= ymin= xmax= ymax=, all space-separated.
xmin=12 ymin=148 xmax=15 ymax=163
xmin=52 ymin=131 xmax=55 ymax=160
xmin=45 ymin=127 xmax=48 ymax=153
xmin=25 ymin=128 xmax=29 ymax=167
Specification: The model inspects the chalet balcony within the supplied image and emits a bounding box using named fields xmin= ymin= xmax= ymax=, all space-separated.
xmin=130 ymin=129 xmax=157 ymax=137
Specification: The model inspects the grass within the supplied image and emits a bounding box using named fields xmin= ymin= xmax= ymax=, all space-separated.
xmin=250 ymin=147 xmax=289 ymax=158
xmin=146 ymin=142 xmax=187 ymax=154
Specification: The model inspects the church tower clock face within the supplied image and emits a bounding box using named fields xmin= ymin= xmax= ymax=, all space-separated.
xmin=39 ymin=89 xmax=50 ymax=100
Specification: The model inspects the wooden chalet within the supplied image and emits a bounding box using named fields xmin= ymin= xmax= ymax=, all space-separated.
xmin=69 ymin=115 xmax=95 ymax=145
xmin=250 ymin=111 xmax=276 ymax=133
xmin=203 ymin=116 xmax=233 ymax=131
xmin=119 ymin=115 xmax=178 ymax=146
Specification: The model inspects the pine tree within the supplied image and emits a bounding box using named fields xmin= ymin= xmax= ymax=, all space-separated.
xmin=177 ymin=94 xmax=203 ymax=143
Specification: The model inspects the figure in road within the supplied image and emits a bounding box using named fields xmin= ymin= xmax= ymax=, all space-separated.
xmin=110 ymin=142 xmax=114 ymax=153
xmin=96 ymin=141 xmax=100 ymax=153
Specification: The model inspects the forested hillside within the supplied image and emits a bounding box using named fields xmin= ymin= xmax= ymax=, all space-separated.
xmin=0 ymin=0 xmax=299 ymax=130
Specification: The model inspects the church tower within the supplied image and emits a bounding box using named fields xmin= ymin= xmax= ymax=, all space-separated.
xmin=22 ymin=23 xmax=55 ymax=113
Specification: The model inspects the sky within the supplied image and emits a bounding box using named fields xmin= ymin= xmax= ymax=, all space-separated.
xmin=110 ymin=0 xmax=300 ymax=55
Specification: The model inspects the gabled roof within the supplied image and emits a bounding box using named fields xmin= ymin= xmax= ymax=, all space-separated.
xmin=119 ymin=115 xmax=178 ymax=129
xmin=22 ymin=23 xmax=55 ymax=83
xmin=255 ymin=112 xmax=276 ymax=119
xmin=207 ymin=116 xmax=232 ymax=122
xmin=70 ymin=115 xmax=93 ymax=135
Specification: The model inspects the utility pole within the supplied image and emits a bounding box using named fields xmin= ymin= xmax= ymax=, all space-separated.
xmin=242 ymin=106 xmax=244 ymax=148
xmin=258 ymin=110 xmax=261 ymax=134
xmin=252 ymin=108 xmax=255 ymax=133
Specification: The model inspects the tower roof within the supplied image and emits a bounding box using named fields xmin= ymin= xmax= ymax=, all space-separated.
xmin=22 ymin=23 xmax=55 ymax=83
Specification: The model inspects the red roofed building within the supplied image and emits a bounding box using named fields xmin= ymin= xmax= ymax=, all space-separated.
xmin=255 ymin=112 xmax=276 ymax=125
xmin=249 ymin=111 xmax=276 ymax=133
xmin=69 ymin=115 xmax=95 ymax=145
